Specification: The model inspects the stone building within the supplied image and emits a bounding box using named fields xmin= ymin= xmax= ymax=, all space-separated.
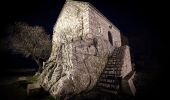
xmin=38 ymin=0 xmax=135 ymax=99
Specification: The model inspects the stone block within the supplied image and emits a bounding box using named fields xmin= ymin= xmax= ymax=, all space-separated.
xmin=27 ymin=83 xmax=41 ymax=96
xmin=121 ymin=71 xmax=136 ymax=96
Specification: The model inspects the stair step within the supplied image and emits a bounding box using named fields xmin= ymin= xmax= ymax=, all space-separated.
xmin=104 ymin=67 xmax=121 ymax=70
xmin=107 ymin=59 xmax=122 ymax=63
xmin=102 ymin=71 xmax=121 ymax=75
xmin=103 ymin=69 xmax=121 ymax=72
xmin=99 ymin=79 xmax=116 ymax=83
xmin=107 ymin=62 xmax=116 ymax=65
xmin=97 ymin=88 xmax=118 ymax=94
xmin=107 ymin=59 xmax=117 ymax=62
xmin=102 ymin=71 xmax=115 ymax=74
xmin=108 ymin=56 xmax=117 ymax=58
xmin=100 ymin=74 xmax=116 ymax=78
xmin=101 ymin=74 xmax=116 ymax=76
xmin=105 ymin=64 xmax=116 ymax=67
xmin=104 ymin=70 xmax=121 ymax=73
xmin=107 ymin=61 xmax=116 ymax=64
xmin=104 ymin=68 xmax=115 ymax=71
xmin=106 ymin=64 xmax=122 ymax=68
xmin=97 ymin=83 xmax=120 ymax=90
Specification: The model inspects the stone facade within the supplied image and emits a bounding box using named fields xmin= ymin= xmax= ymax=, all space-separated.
xmin=88 ymin=4 xmax=121 ymax=47
xmin=38 ymin=0 xmax=135 ymax=99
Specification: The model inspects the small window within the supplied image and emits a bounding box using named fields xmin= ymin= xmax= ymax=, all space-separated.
xmin=109 ymin=25 xmax=112 ymax=29
xmin=98 ymin=26 xmax=101 ymax=33
xmin=108 ymin=31 xmax=113 ymax=45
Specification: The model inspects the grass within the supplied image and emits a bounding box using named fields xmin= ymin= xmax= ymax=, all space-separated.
xmin=27 ymin=74 xmax=39 ymax=83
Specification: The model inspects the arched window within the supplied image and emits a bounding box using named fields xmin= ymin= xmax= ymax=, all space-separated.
xmin=108 ymin=31 xmax=113 ymax=45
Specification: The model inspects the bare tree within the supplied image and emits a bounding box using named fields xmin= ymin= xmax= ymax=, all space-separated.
xmin=6 ymin=22 xmax=52 ymax=72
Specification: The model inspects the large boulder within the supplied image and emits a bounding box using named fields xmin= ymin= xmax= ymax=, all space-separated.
xmin=38 ymin=1 xmax=121 ymax=99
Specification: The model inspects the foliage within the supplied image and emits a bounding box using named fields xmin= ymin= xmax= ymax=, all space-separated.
xmin=121 ymin=33 xmax=129 ymax=46
xmin=27 ymin=75 xmax=39 ymax=83
xmin=6 ymin=22 xmax=52 ymax=70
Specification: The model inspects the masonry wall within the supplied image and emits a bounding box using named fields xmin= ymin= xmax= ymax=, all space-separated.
xmin=121 ymin=46 xmax=132 ymax=78
xmin=52 ymin=1 xmax=90 ymax=45
xmin=88 ymin=4 xmax=121 ymax=48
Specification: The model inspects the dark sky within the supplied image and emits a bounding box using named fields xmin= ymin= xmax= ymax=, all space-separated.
xmin=0 ymin=0 xmax=163 ymax=68
xmin=1 ymin=0 xmax=163 ymax=34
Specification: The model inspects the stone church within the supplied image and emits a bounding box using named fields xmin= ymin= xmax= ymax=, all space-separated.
xmin=37 ymin=0 xmax=135 ymax=99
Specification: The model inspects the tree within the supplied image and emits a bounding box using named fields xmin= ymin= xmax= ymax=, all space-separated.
xmin=121 ymin=33 xmax=129 ymax=46
xmin=6 ymin=22 xmax=52 ymax=72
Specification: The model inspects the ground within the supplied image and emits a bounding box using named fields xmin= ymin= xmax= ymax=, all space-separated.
xmin=0 ymin=64 xmax=164 ymax=100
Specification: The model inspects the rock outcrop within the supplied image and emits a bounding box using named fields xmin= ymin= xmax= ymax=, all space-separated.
xmin=38 ymin=1 xmax=122 ymax=99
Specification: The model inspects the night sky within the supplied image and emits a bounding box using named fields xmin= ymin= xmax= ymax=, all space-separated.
xmin=0 ymin=0 xmax=165 ymax=99
xmin=1 ymin=0 xmax=163 ymax=68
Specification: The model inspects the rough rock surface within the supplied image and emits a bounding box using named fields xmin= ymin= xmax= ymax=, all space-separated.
xmin=27 ymin=83 xmax=41 ymax=96
xmin=38 ymin=1 xmax=121 ymax=99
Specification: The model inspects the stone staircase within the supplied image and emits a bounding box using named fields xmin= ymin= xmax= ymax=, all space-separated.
xmin=96 ymin=46 xmax=136 ymax=96
xmin=96 ymin=47 xmax=123 ymax=94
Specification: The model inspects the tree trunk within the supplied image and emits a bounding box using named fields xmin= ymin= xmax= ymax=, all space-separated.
xmin=33 ymin=57 xmax=43 ymax=72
